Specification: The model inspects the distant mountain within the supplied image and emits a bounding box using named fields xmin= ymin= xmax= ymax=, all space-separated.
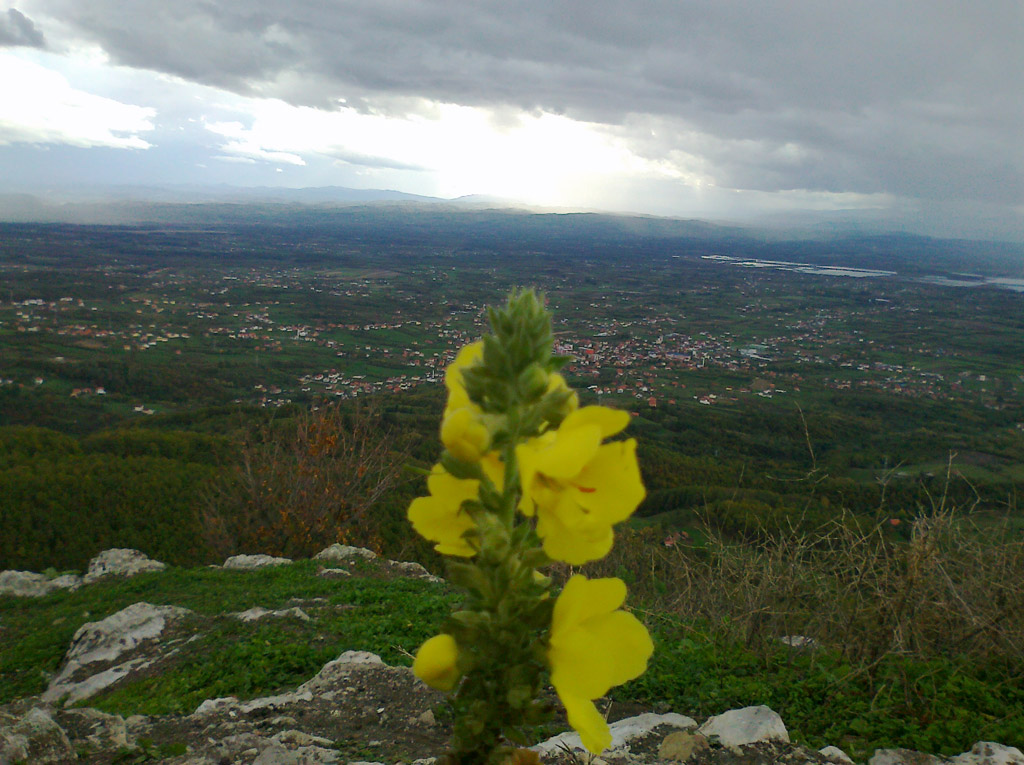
xmin=1 ymin=185 xmax=1022 ymax=276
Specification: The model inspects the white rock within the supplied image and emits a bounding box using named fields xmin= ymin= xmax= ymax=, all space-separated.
xmin=317 ymin=567 xmax=351 ymax=579
xmin=314 ymin=544 xmax=377 ymax=562
xmin=779 ymin=635 xmax=820 ymax=650
xmin=0 ymin=570 xmax=55 ymax=597
xmin=222 ymin=554 xmax=292 ymax=569
xmin=63 ymin=602 xmax=190 ymax=667
xmin=193 ymin=696 xmax=240 ymax=716
xmin=193 ymin=651 xmax=387 ymax=717
xmin=273 ymin=730 xmax=334 ymax=748
xmin=43 ymin=602 xmax=190 ymax=703
xmin=698 ymin=705 xmax=790 ymax=748
xmin=952 ymin=742 xmax=1024 ymax=765
xmin=62 ymin=707 xmax=130 ymax=749
xmin=298 ymin=651 xmax=386 ymax=695
xmin=533 ymin=712 xmax=697 ymax=755
xmin=820 ymin=745 xmax=857 ymax=764
xmin=193 ymin=690 xmax=315 ymax=717
xmin=83 ymin=548 xmax=166 ymax=583
xmin=232 ymin=607 xmax=310 ymax=622
xmin=253 ymin=743 xmax=300 ymax=765
xmin=0 ymin=707 xmax=75 ymax=764
xmin=0 ymin=570 xmax=81 ymax=597
xmin=416 ymin=709 xmax=436 ymax=727
xmin=389 ymin=560 xmax=443 ymax=583
xmin=51 ymin=574 xmax=82 ymax=589
xmin=870 ymin=749 xmax=947 ymax=765
xmin=50 ymin=656 xmax=158 ymax=705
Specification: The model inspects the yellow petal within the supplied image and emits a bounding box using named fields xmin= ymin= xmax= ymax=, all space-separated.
xmin=441 ymin=407 xmax=491 ymax=462
xmin=444 ymin=341 xmax=483 ymax=393
xmin=408 ymin=468 xmax=479 ymax=556
xmin=562 ymin=406 xmax=629 ymax=439
xmin=538 ymin=423 xmax=602 ymax=478
xmin=570 ymin=440 xmax=645 ymax=525
xmin=515 ymin=434 xmax=555 ymax=515
xmin=537 ymin=508 xmax=613 ymax=565
xmin=560 ymin=693 xmax=612 ymax=754
xmin=546 ymin=373 xmax=580 ymax=414
xmin=480 ymin=452 xmax=506 ymax=488
xmin=549 ymin=611 xmax=653 ymax=698
xmin=551 ymin=575 xmax=626 ymax=639
xmin=407 ymin=495 xmax=476 ymax=556
xmin=413 ymin=634 xmax=461 ymax=691
xmin=548 ymin=576 xmax=654 ymax=753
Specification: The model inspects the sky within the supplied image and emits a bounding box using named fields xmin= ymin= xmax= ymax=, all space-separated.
xmin=1 ymin=1 xmax=1022 ymax=239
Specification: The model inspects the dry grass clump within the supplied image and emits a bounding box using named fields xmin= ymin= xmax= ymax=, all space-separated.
xmin=573 ymin=506 xmax=1024 ymax=667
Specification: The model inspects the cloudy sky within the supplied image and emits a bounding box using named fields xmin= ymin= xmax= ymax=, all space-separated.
xmin=1 ymin=1 xmax=1022 ymax=238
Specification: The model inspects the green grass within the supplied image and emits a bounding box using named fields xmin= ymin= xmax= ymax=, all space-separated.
xmin=623 ymin=615 xmax=1024 ymax=761
xmin=4 ymin=560 xmax=1022 ymax=757
xmin=0 ymin=561 xmax=454 ymax=711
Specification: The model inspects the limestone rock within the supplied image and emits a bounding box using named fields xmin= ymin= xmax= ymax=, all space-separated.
xmin=659 ymin=730 xmax=711 ymax=761
xmin=83 ymin=548 xmax=166 ymax=583
xmin=820 ymin=745 xmax=856 ymax=764
xmin=50 ymin=656 xmax=160 ymax=706
xmin=0 ymin=707 xmax=75 ymax=764
xmin=43 ymin=601 xmax=191 ymax=704
xmin=317 ymin=567 xmax=351 ymax=579
xmin=62 ymin=707 xmax=130 ymax=749
xmin=193 ymin=689 xmax=314 ymax=717
xmin=273 ymin=729 xmax=335 ymax=748
xmin=534 ymin=712 xmax=697 ymax=755
xmin=416 ymin=709 xmax=437 ymax=727
xmin=222 ymin=553 xmax=292 ymax=569
xmin=870 ymin=749 xmax=947 ymax=765
xmin=253 ymin=743 xmax=300 ymax=765
xmin=779 ymin=635 xmax=820 ymax=650
xmin=698 ymin=705 xmax=790 ymax=748
xmin=232 ymin=606 xmax=311 ymax=622
xmin=62 ymin=602 xmax=190 ymax=667
xmin=313 ymin=544 xmax=377 ymax=562
xmin=0 ymin=570 xmax=80 ymax=597
xmin=952 ymin=743 xmax=1024 ymax=765
xmin=389 ymin=560 xmax=443 ymax=583
xmin=298 ymin=651 xmax=386 ymax=696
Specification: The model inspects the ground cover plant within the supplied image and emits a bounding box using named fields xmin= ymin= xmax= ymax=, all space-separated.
xmin=3 ymin=223 xmax=1024 ymax=759
xmin=2 ymin=534 xmax=1021 ymax=760
xmin=0 ymin=560 xmax=454 ymax=710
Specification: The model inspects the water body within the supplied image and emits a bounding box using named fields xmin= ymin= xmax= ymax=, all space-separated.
xmin=918 ymin=276 xmax=1024 ymax=293
xmin=701 ymin=255 xmax=894 ymax=278
xmin=702 ymin=255 xmax=1024 ymax=293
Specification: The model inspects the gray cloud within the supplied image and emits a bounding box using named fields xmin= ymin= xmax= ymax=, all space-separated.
xmin=0 ymin=8 xmax=45 ymax=47
xmin=18 ymin=1 xmax=1024 ymax=211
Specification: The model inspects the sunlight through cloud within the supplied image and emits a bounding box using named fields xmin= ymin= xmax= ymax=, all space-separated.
xmin=0 ymin=53 xmax=155 ymax=149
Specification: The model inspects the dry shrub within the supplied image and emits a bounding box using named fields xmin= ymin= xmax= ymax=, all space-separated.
xmin=576 ymin=506 xmax=1024 ymax=667
xmin=203 ymin=402 xmax=412 ymax=559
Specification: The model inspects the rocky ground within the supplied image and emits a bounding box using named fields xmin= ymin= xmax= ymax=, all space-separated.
xmin=1 ymin=548 xmax=1021 ymax=765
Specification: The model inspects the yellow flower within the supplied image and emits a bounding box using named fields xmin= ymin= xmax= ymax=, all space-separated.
xmin=545 ymin=372 xmax=579 ymax=414
xmin=407 ymin=467 xmax=480 ymax=557
xmin=441 ymin=406 xmax=491 ymax=462
xmin=413 ymin=633 xmax=461 ymax=691
xmin=516 ymin=406 xmax=645 ymax=564
xmin=444 ymin=340 xmax=483 ymax=415
xmin=547 ymin=575 xmax=654 ymax=754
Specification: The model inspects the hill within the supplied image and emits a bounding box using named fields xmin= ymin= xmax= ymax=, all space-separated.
xmin=2 ymin=546 xmax=1022 ymax=763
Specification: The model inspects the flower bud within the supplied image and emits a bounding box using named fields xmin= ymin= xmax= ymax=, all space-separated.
xmin=516 ymin=363 xmax=550 ymax=401
xmin=413 ymin=634 xmax=461 ymax=691
xmin=441 ymin=407 xmax=492 ymax=462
